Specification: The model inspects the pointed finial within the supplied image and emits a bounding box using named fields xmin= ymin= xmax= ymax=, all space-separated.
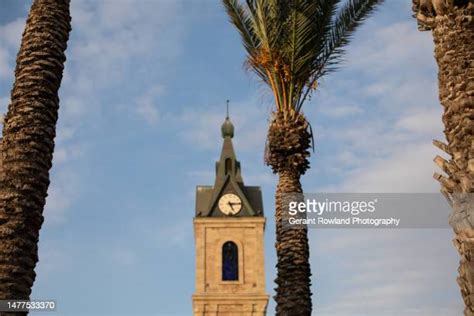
xmin=221 ymin=99 xmax=234 ymax=138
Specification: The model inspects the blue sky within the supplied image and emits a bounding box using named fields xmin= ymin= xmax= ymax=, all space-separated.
xmin=0 ymin=0 xmax=462 ymax=315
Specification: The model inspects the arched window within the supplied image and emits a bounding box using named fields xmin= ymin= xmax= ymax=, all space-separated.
xmin=225 ymin=158 xmax=232 ymax=175
xmin=222 ymin=241 xmax=238 ymax=281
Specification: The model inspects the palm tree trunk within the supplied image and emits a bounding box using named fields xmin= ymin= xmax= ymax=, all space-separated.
xmin=450 ymin=197 xmax=474 ymax=316
xmin=0 ymin=0 xmax=71 ymax=307
xmin=429 ymin=6 xmax=474 ymax=316
xmin=266 ymin=111 xmax=312 ymax=315
xmin=274 ymin=170 xmax=312 ymax=316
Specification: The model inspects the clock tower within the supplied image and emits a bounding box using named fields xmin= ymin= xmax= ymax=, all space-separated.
xmin=192 ymin=112 xmax=269 ymax=315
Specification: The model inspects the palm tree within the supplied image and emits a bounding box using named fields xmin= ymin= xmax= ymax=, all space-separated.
xmin=412 ymin=1 xmax=474 ymax=315
xmin=223 ymin=0 xmax=383 ymax=314
xmin=0 ymin=0 xmax=71 ymax=304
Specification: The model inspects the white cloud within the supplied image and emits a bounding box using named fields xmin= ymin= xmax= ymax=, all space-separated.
xmin=0 ymin=18 xmax=25 ymax=80
xmin=338 ymin=143 xmax=439 ymax=192
xmin=68 ymin=0 xmax=184 ymax=85
xmin=312 ymin=229 xmax=461 ymax=315
xmin=55 ymin=126 xmax=77 ymax=144
xmin=178 ymin=109 xmax=224 ymax=149
xmin=395 ymin=108 xmax=442 ymax=135
xmin=319 ymin=104 xmax=364 ymax=118
xmin=348 ymin=21 xmax=435 ymax=75
xmin=365 ymin=82 xmax=392 ymax=97
xmin=0 ymin=96 xmax=9 ymax=115
xmin=0 ymin=48 xmax=11 ymax=79
xmin=318 ymin=90 xmax=444 ymax=191
xmin=53 ymin=143 xmax=85 ymax=165
xmin=39 ymin=0 xmax=188 ymax=225
xmin=318 ymin=20 xmax=439 ymax=116
xmin=137 ymin=101 xmax=159 ymax=124
xmin=135 ymin=85 xmax=165 ymax=124
xmin=0 ymin=17 xmax=24 ymax=48
xmin=313 ymin=100 xmax=444 ymax=193
xmin=44 ymin=169 xmax=79 ymax=226
xmin=335 ymin=151 xmax=361 ymax=168
xmin=304 ymin=16 xmax=444 ymax=194
xmin=36 ymin=244 xmax=71 ymax=278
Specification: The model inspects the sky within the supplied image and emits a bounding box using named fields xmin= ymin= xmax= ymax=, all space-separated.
xmin=0 ymin=0 xmax=463 ymax=315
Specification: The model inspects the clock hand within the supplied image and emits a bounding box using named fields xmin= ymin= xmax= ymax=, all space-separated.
xmin=227 ymin=201 xmax=235 ymax=211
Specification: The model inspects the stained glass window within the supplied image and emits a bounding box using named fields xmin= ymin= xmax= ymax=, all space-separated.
xmin=222 ymin=241 xmax=238 ymax=281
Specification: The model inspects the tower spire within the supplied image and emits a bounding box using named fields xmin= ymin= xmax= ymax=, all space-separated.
xmin=221 ymin=99 xmax=234 ymax=138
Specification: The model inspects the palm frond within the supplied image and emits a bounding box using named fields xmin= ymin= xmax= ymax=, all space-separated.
xmin=321 ymin=0 xmax=383 ymax=77
xmin=298 ymin=0 xmax=383 ymax=108
xmin=291 ymin=0 xmax=341 ymax=111
xmin=223 ymin=0 xmax=384 ymax=114
xmin=223 ymin=0 xmax=268 ymax=83
xmin=223 ymin=0 xmax=258 ymax=52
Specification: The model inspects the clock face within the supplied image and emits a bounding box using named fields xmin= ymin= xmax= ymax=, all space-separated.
xmin=218 ymin=193 xmax=242 ymax=215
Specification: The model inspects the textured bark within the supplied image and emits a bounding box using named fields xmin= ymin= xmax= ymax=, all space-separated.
xmin=450 ymin=194 xmax=474 ymax=316
xmin=0 ymin=139 xmax=2 ymax=174
xmin=433 ymin=8 xmax=474 ymax=316
xmin=0 ymin=0 xmax=71 ymax=311
xmin=274 ymin=170 xmax=312 ymax=316
xmin=414 ymin=2 xmax=474 ymax=315
xmin=265 ymin=111 xmax=312 ymax=176
xmin=267 ymin=112 xmax=312 ymax=315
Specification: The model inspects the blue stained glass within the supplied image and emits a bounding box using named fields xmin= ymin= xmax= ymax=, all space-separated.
xmin=222 ymin=241 xmax=238 ymax=281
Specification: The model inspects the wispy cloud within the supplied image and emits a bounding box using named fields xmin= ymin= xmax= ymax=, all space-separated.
xmin=134 ymin=84 xmax=165 ymax=125
xmin=35 ymin=243 xmax=72 ymax=279
xmin=0 ymin=48 xmax=11 ymax=79
xmin=40 ymin=0 xmax=187 ymax=226
xmin=348 ymin=21 xmax=435 ymax=76
xmin=0 ymin=17 xmax=24 ymax=80
xmin=312 ymin=229 xmax=461 ymax=315
xmin=304 ymin=17 xmax=443 ymax=196
xmin=44 ymin=169 xmax=80 ymax=226
xmin=395 ymin=108 xmax=442 ymax=135
xmin=319 ymin=104 xmax=364 ymax=118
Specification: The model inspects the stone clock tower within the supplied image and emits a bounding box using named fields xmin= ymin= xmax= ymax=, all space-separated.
xmin=192 ymin=113 xmax=269 ymax=315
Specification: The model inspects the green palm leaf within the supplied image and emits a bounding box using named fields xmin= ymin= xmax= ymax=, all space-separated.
xmin=223 ymin=0 xmax=384 ymax=114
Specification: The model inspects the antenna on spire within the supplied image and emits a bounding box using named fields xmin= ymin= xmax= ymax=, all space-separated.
xmin=226 ymin=100 xmax=230 ymax=118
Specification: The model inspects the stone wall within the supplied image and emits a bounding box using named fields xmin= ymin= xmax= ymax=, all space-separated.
xmin=192 ymin=217 xmax=269 ymax=316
